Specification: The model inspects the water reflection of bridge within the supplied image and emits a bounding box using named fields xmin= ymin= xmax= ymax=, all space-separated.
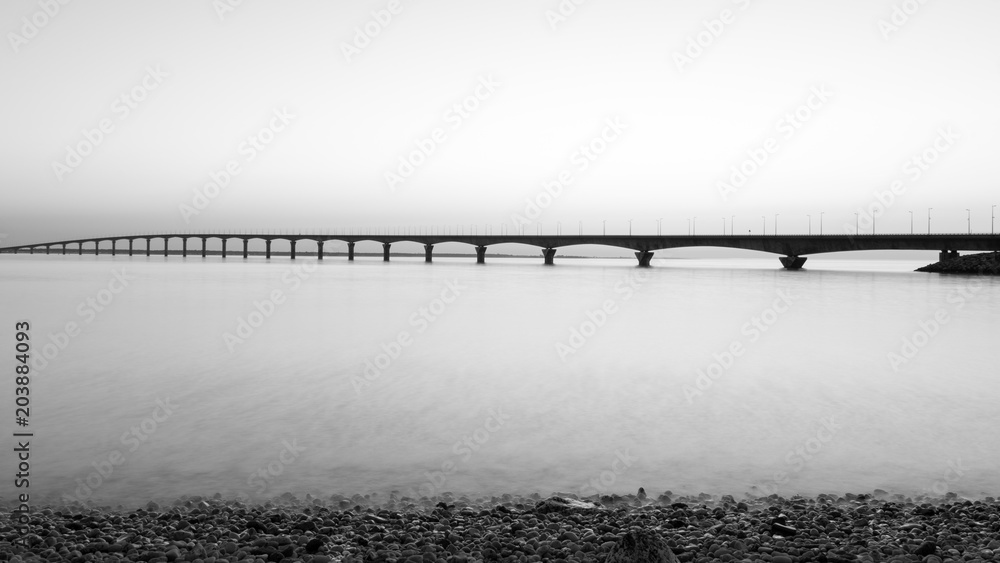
xmin=2 ymin=233 xmax=998 ymax=269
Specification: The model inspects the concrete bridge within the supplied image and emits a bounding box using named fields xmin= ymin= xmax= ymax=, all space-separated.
xmin=1 ymin=233 xmax=998 ymax=269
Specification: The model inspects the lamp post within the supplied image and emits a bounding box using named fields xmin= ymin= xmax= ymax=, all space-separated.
xmin=761 ymin=216 xmax=765 ymax=235
xmin=656 ymin=218 xmax=663 ymax=236
xmin=820 ymin=211 xmax=824 ymax=235
xmin=992 ymin=204 xmax=996 ymax=235
xmin=628 ymin=219 xmax=633 ymax=236
xmin=730 ymin=215 xmax=735 ymax=236
xmin=908 ymin=211 xmax=913 ymax=234
xmin=854 ymin=212 xmax=859 ymax=234
xmin=603 ymin=219 xmax=606 ymax=236
xmin=967 ymin=209 xmax=971 ymax=234
xmin=928 ymin=208 xmax=932 ymax=234
xmin=807 ymin=214 xmax=811 ymax=235
xmin=774 ymin=213 xmax=779 ymax=235
xmin=873 ymin=209 xmax=878 ymax=235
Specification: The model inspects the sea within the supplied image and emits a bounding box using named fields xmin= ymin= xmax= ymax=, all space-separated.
xmin=2 ymin=252 xmax=998 ymax=508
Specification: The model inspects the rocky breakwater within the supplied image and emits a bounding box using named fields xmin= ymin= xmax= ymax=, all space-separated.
xmin=1 ymin=490 xmax=999 ymax=562
xmin=916 ymin=252 xmax=1000 ymax=275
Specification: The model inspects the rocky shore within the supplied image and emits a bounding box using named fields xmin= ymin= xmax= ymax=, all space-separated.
xmin=2 ymin=491 xmax=999 ymax=563
xmin=916 ymin=252 xmax=1000 ymax=275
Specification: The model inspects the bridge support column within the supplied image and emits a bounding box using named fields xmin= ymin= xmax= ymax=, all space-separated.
xmin=476 ymin=245 xmax=486 ymax=264
xmin=290 ymin=240 xmax=296 ymax=260
xmin=145 ymin=238 xmax=151 ymax=257
xmin=61 ymin=244 xmax=66 ymax=256
xmin=779 ymin=255 xmax=807 ymax=270
xmin=542 ymin=247 xmax=556 ymax=265
xmin=201 ymin=238 xmax=208 ymax=258
xmin=29 ymin=247 xmax=33 ymax=255
xmin=939 ymin=250 xmax=960 ymax=263
xmin=383 ymin=243 xmax=391 ymax=262
xmin=78 ymin=243 xmax=83 ymax=256
xmin=243 ymin=239 xmax=249 ymax=259
xmin=181 ymin=238 xmax=187 ymax=257
xmin=635 ymin=251 xmax=654 ymax=267
xmin=111 ymin=242 xmax=115 ymax=256
xmin=265 ymin=240 xmax=272 ymax=259
xmin=317 ymin=241 xmax=324 ymax=260
xmin=163 ymin=238 xmax=169 ymax=257
xmin=128 ymin=239 xmax=134 ymax=256
xmin=424 ymin=244 xmax=433 ymax=263
xmin=222 ymin=239 xmax=227 ymax=258
xmin=46 ymin=245 xmax=51 ymax=255
xmin=95 ymin=242 xmax=100 ymax=256
xmin=347 ymin=242 xmax=355 ymax=261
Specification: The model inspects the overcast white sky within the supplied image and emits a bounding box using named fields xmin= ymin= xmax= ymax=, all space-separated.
xmin=2 ymin=0 xmax=999 ymax=246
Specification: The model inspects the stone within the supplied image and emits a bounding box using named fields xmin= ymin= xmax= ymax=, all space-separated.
xmin=915 ymin=541 xmax=936 ymax=556
xmin=534 ymin=496 xmax=601 ymax=514
xmin=605 ymin=530 xmax=679 ymax=563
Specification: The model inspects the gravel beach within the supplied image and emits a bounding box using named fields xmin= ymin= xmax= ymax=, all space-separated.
xmin=2 ymin=491 xmax=999 ymax=563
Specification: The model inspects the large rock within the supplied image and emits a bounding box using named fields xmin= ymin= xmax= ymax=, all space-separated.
xmin=534 ymin=496 xmax=601 ymax=514
xmin=605 ymin=530 xmax=678 ymax=563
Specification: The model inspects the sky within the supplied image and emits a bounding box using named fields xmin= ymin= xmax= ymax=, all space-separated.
xmin=2 ymin=0 xmax=999 ymax=248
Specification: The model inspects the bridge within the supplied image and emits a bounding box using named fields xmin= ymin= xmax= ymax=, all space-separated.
xmin=2 ymin=232 xmax=998 ymax=269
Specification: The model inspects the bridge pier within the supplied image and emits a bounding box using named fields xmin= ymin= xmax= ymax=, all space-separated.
xmin=222 ymin=239 xmax=227 ymax=258
xmin=61 ymin=244 xmax=66 ymax=256
xmin=779 ymin=255 xmax=807 ymax=270
xmin=78 ymin=243 xmax=83 ymax=256
xmin=28 ymin=247 xmax=33 ymax=255
xmin=476 ymin=245 xmax=486 ymax=264
xmin=202 ymin=238 xmax=208 ymax=258
xmin=95 ymin=241 xmax=100 ymax=256
xmin=348 ymin=242 xmax=355 ymax=261
xmin=424 ymin=244 xmax=433 ymax=263
xmin=635 ymin=251 xmax=654 ymax=267
xmin=181 ymin=238 xmax=187 ymax=257
xmin=46 ymin=245 xmax=51 ymax=255
xmin=265 ymin=240 xmax=272 ymax=259
xmin=383 ymin=243 xmax=391 ymax=262
xmin=243 ymin=239 xmax=249 ymax=259
xmin=110 ymin=241 xmax=115 ymax=256
xmin=163 ymin=238 xmax=168 ymax=257
xmin=939 ymin=250 xmax=960 ymax=263
xmin=317 ymin=241 xmax=324 ymax=260
xmin=145 ymin=238 xmax=151 ymax=257
xmin=290 ymin=240 xmax=296 ymax=260
xmin=542 ymin=247 xmax=556 ymax=265
xmin=128 ymin=239 xmax=134 ymax=256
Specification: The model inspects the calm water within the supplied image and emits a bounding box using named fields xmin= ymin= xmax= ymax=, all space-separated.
xmin=2 ymin=253 xmax=999 ymax=507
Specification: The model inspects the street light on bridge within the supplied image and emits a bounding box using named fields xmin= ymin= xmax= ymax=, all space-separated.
xmin=774 ymin=213 xmax=779 ymax=235
xmin=873 ymin=209 xmax=878 ymax=235
xmin=854 ymin=212 xmax=859 ymax=234
xmin=908 ymin=211 xmax=913 ymax=234
xmin=807 ymin=214 xmax=811 ymax=235
xmin=927 ymin=208 xmax=932 ymax=234
xmin=820 ymin=211 xmax=824 ymax=235
xmin=992 ymin=204 xmax=996 ymax=235
xmin=761 ymin=215 xmax=765 ymax=235
xmin=656 ymin=218 xmax=663 ymax=236
xmin=967 ymin=209 xmax=971 ymax=234
xmin=603 ymin=219 xmax=606 ymax=236
xmin=628 ymin=219 xmax=633 ymax=236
